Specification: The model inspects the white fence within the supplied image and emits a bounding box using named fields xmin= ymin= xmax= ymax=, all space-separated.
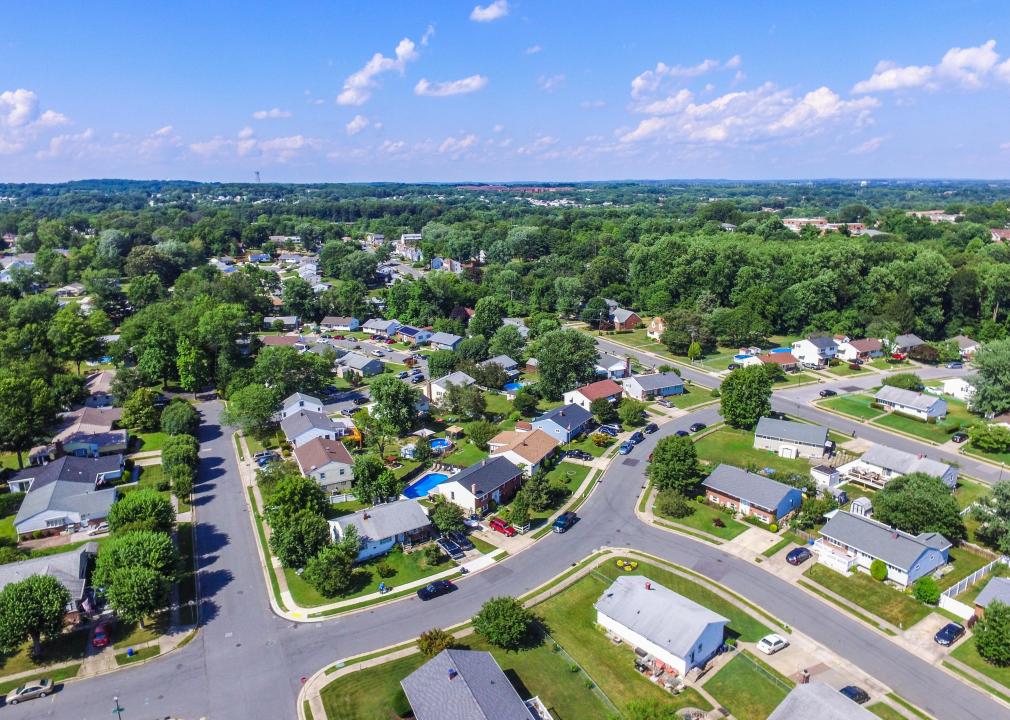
xmin=939 ymin=594 xmax=975 ymax=620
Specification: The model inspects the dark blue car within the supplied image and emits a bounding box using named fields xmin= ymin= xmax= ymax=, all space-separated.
xmin=934 ymin=622 xmax=965 ymax=647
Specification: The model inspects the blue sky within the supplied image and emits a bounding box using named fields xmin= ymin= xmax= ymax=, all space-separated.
xmin=2 ymin=1 xmax=1010 ymax=182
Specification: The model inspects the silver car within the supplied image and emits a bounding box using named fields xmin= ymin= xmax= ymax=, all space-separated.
xmin=6 ymin=678 xmax=52 ymax=704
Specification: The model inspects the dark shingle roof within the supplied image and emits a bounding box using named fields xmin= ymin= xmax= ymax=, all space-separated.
xmin=701 ymin=464 xmax=800 ymax=513
xmin=535 ymin=403 xmax=592 ymax=430
xmin=450 ymin=456 xmax=522 ymax=496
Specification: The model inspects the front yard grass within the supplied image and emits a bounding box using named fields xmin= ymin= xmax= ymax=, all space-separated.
xmin=694 ymin=426 xmax=813 ymax=478
xmin=826 ymin=363 xmax=869 ymax=377
xmin=0 ymin=628 xmax=88 ymax=677
xmin=867 ymin=702 xmax=907 ymax=720
xmin=562 ymin=436 xmax=610 ymax=457
xmin=544 ymin=462 xmax=591 ymax=495
xmin=950 ymin=637 xmax=1010 ymax=693
xmin=0 ymin=515 xmax=16 ymax=544
xmin=704 ymin=651 xmax=793 ymax=720
xmin=955 ymin=478 xmax=989 ymax=510
xmin=115 ymin=646 xmax=160 ymax=666
xmin=872 ymin=398 xmax=978 ymax=444
xmin=469 ymin=534 xmax=498 ymax=555
xmin=803 ymin=564 xmax=931 ymax=628
xmin=818 ymin=393 xmax=884 ymax=420
xmin=869 ymin=358 xmax=911 ymax=371
xmin=661 ymin=386 xmax=715 ymax=409
xmin=656 ymin=498 xmax=749 ymax=540
xmin=131 ymin=431 xmax=170 ymax=453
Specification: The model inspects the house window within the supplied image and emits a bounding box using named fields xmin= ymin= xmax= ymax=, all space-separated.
xmin=46 ymin=518 xmax=65 ymax=528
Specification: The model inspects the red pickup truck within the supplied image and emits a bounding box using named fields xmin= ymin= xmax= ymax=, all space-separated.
xmin=489 ymin=517 xmax=517 ymax=537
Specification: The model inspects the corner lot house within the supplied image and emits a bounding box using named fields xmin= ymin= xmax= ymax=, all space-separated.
xmin=623 ymin=371 xmax=685 ymax=401
xmin=814 ymin=510 xmax=951 ymax=588
xmin=337 ymin=351 xmax=384 ymax=378
xmin=532 ymin=404 xmax=593 ymax=444
xmin=563 ymin=379 xmax=623 ymax=411
xmin=427 ymin=332 xmax=462 ymax=351
xmin=44 ymin=406 xmax=128 ymax=459
xmin=595 ymin=575 xmax=729 ymax=677
xmin=974 ymin=577 xmax=1010 ymax=618
xmin=769 ymin=683 xmax=876 ymax=720
xmin=10 ymin=455 xmax=122 ymax=537
xmin=0 ymin=543 xmax=98 ymax=623
xmin=701 ymin=464 xmax=803 ymax=524
xmin=330 ymin=499 xmax=433 ymax=562
xmin=427 ymin=370 xmax=476 ymax=404
xmin=479 ymin=354 xmax=519 ymax=378
xmin=595 ymin=352 xmax=630 ymax=379
xmin=488 ymin=429 xmax=559 ymax=476
xmin=757 ymin=351 xmax=799 ymax=371
xmin=401 ymin=649 xmax=539 ymax=720
xmin=838 ymin=442 xmax=957 ymax=489
xmin=281 ymin=410 xmax=349 ymax=448
xmin=362 ymin=318 xmax=401 ymax=336
xmin=432 ymin=456 xmax=523 ymax=514
xmin=836 ymin=338 xmax=883 ymax=362
xmin=753 ymin=417 xmax=828 ymax=459
xmin=874 ymin=385 xmax=947 ymax=421
xmin=293 ymin=437 xmax=354 ymax=499
xmin=281 ymin=392 xmax=324 ymax=419
xmin=319 ymin=316 xmax=359 ymax=332
xmin=790 ymin=336 xmax=838 ymax=367
xmin=647 ymin=316 xmax=666 ymax=340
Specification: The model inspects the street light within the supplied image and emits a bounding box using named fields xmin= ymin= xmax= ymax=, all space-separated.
xmin=113 ymin=696 xmax=124 ymax=720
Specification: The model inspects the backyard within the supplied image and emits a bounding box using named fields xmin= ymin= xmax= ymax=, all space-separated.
xmin=694 ymin=426 xmax=813 ymax=478
xmin=704 ymin=651 xmax=794 ymax=720
xmin=802 ymin=565 xmax=931 ymax=628
xmin=938 ymin=547 xmax=995 ymax=591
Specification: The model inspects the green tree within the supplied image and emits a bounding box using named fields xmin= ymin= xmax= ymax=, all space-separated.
xmin=912 ymin=577 xmax=941 ymax=605
xmin=969 ymin=424 xmax=1010 ymax=454
xmin=580 ymin=297 xmax=610 ymax=328
xmin=442 ymin=382 xmax=486 ymax=419
xmin=469 ymin=296 xmax=505 ymax=339
xmin=302 ymin=526 xmax=360 ymax=597
xmin=488 ymin=325 xmax=526 ymax=362
xmin=162 ymin=434 xmax=199 ymax=493
xmin=48 ymin=304 xmax=105 ymax=373
xmin=0 ymin=575 xmax=71 ymax=656
xmin=654 ymin=490 xmax=694 ymax=519
xmin=590 ymin=397 xmax=617 ymax=424
xmin=108 ymin=489 xmax=175 ymax=535
xmin=431 ymin=499 xmax=465 ymax=533
xmin=465 ymin=419 xmax=498 ymax=450
xmin=719 ymin=365 xmax=772 ymax=429
xmin=418 ymin=628 xmax=456 ymax=657
xmin=472 ymin=596 xmax=536 ymax=651
xmin=369 ymin=374 xmax=420 ymax=434
xmin=282 ymin=277 xmax=318 ymax=321
xmin=648 ymin=435 xmax=699 ymax=495
xmin=687 ymin=341 xmax=703 ymax=362
xmin=176 ymin=336 xmax=210 ymax=394
xmin=266 ymin=472 xmax=329 ymax=522
xmin=104 ymin=566 xmax=169 ymax=626
xmin=881 ymin=372 xmax=924 ymax=391
xmin=972 ymin=340 xmax=1010 ymax=416
xmin=352 ymin=455 xmax=399 ymax=504
xmin=427 ymin=350 xmax=458 ymax=380
xmin=512 ymin=389 xmax=538 ymax=417
xmin=127 ymin=273 xmax=166 ymax=310
xmin=506 ymin=490 xmax=531 ymax=527
xmin=976 ymin=601 xmax=1010 ymax=666
xmin=221 ymin=383 xmax=277 ymax=438
xmin=470 ymin=361 xmax=508 ymax=390
xmin=93 ymin=530 xmax=180 ymax=589
xmin=618 ymin=399 xmax=647 ymax=427
xmin=0 ymin=376 xmax=58 ymax=468
xmin=251 ymin=346 xmax=332 ymax=400
xmin=533 ymin=329 xmax=599 ymax=400
xmin=873 ymin=472 xmax=966 ymax=542
xmin=110 ymin=366 xmax=145 ymax=406
xmin=269 ymin=509 xmax=331 ymax=568
xmin=121 ymin=387 xmax=161 ymax=432
xmin=160 ymin=399 xmax=200 ymax=436
xmin=975 ymin=481 xmax=1010 ymax=553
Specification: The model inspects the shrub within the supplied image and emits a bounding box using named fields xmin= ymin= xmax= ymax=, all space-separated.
xmin=912 ymin=577 xmax=941 ymax=605
xmin=422 ymin=543 xmax=443 ymax=567
xmin=376 ymin=562 xmax=396 ymax=579
xmin=654 ymin=490 xmax=694 ymax=519
xmin=975 ymin=601 xmax=1010 ymax=666
xmin=473 ymin=596 xmax=537 ymax=651
xmin=417 ymin=628 xmax=455 ymax=657
xmin=160 ymin=400 xmax=200 ymax=436
xmin=870 ymin=559 xmax=888 ymax=581
xmin=768 ymin=523 xmax=779 ymax=533
xmin=0 ymin=492 xmax=25 ymax=516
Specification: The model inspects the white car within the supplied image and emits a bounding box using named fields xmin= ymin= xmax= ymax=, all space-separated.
xmin=756 ymin=634 xmax=789 ymax=655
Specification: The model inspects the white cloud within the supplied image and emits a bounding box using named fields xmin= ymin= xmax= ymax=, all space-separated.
xmin=0 ymin=89 xmax=71 ymax=155
xmin=525 ymin=45 xmax=542 ymax=55
xmin=346 ymin=114 xmax=370 ymax=135
xmin=337 ymin=37 xmax=420 ymax=106
xmin=538 ymin=74 xmax=565 ymax=93
xmin=638 ymin=89 xmax=693 ymax=115
xmin=1001 ymin=141 xmax=1010 ymax=152
xmin=630 ymin=56 xmax=740 ymax=98
xmin=415 ymin=75 xmax=488 ymax=97
xmin=517 ymin=135 xmax=558 ymax=155
xmin=190 ymin=127 xmax=316 ymax=163
xmin=770 ymin=87 xmax=877 ymax=132
xmin=492 ymin=124 xmax=505 ymax=133
xmin=379 ymin=139 xmax=407 ymax=154
xmin=853 ymin=62 xmax=934 ymax=93
xmin=580 ymin=99 xmax=606 ymax=109
xmin=36 ymin=128 xmax=95 ymax=159
xmin=854 ymin=40 xmax=1010 ymax=93
xmin=938 ymin=40 xmax=999 ymax=87
xmin=438 ymin=133 xmax=479 ymax=154
xmin=849 ymin=136 xmax=884 ymax=155
xmin=252 ymin=108 xmax=292 ymax=120
xmin=421 ymin=24 xmax=435 ymax=46
xmin=470 ymin=0 xmax=508 ymax=22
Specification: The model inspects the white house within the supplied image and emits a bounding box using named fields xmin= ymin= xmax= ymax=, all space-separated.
xmin=319 ymin=316 xmax=359 ymax=332
xmin=362 ymin=318 xmax=401 ymax=336
xmin=428 ymin=332 xmax=463 ymax=351
xmin=595 ymin=352 xmax=630 ymax=379
xmin=838 ymin=443 xmax=958 ymax=490
xmin=329 ymin=499 xmax=433 ymax=562
xmin=280 ymin=410 xmax=350 ymax=448
xmin=753 ymin=417 xmax=828 ymax=460
xmin=623 ymin=372 xmax=685 ymax=401
xmin=942 ymin=377 xmax=975 ymax=403
xmin=951 ymin=334 xmax=980 ymax=357
xmin=595 ymin=575 xmax=729 ymax=677
xmin=281 ymin=392 xmax=325 ymax=419
xmin=874 ymin=385 xmax=947 ymax=421
xmin=427 ymin=371 xmax=476 ymax=404
xmin=836 ymin=338 xmax=884 ymax=362
xmin=293 ymin=437 xmax=354 ymax=500
xmin=790 ymin=336 xmax=838 ymax=367
xmin=563 ymin=379 xmax=623 ymax=411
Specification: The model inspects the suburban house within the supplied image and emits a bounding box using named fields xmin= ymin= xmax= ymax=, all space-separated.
xmin=280 ymin=410 xmax=350 ymax=448
xmin=647 ymin=316 xmax=666 ymax=341
xmin=488 ymin=429 xmax=559 ymax=476
xmin=814 ymin=510 xmax=951 ymax=588
xmin=757 ymin=352 xmax=799 ymax=371
xmin=428 ymin=332 xmax=463 ymax=351
xmin=790 ymin=336 xmax=838 ymax=367
xmin=991 ymin=229 xmax=1010 ymax=244
xmin=942 ymin=377 xmax=975 ymax=403
xmin=595 ymin=575 xmax=729 ymax=677
xmin=0 ymin=253 xmax=35 ymax=283
xmin=952 ymin=334 xmax=980 ymax=357
xmin=701 ymin=464 xmax=803 ymax=524
xmin=281 ymin=392 xmax=325 ymax=419
xmin=319 ymin=316 xmax=359 ymax=332
xmin=595 ymin=352 xmax=630 ymax=379
xmin=263 ymin=315 xmax=299 ymax=330
xmin=365 ymin=232 xmax=385 ymax=246
xmin=396 ymin=325 xmax=433 ymax=345
xmin=838 ymin=443 xmax=958 ymax=490
xmin=337 ymin=351 xmax=384 ymax=378
xmin=362 ymin=318 xmax=401 ymax=337
xmin=753 ymin=417 xmax=828 ymax=459
xmin=836 ymin=338 xmax=884 ymax=362
xmin=330 ymin=499 xmax=433 ymax=562
xmin=563 ymin=379 xmax=623 ymax=411
xmin=811 ymin=465 xmax=842 ymax=490
xmin=503 ymin=317 xmax=530 ymax=339
xmin=532 ymin=404 xmax=594 ymax=444
xmin=401 ymin=649 xmax=540 ymax=720
xmin=610 ymin=307 xmax=641 ymax=331
xmin=623 ymin=371 xmax=685 ymax=401
xmin=293 ymin=437 xmax=354 ymax=500
xmin=0 ymin=542 xmax=99 ymax=624
xmin=39 ymin=406 xmax=128 ymax=460
xmin=769 ymin=683 xmax=876 ymax=720
xmin=431 ymin=456 xmax=524 ymax=515
xmin=479 ymin=355 xmax=520 ymax=378
xmin=55 ymin=282 xmax=86 ymax=298
xmin=874 ymin=385 xmax=947 ymax=421
xmin=891 ymin=333 xmax=925 ymax=354
xmin=84 ymin=370 xmax=115 ymax=408
xmin=10 ymin=455 xmax=123 ymax=537
xmin=427 ymin=371 xmax=477 ymax=404
xmin=974 ymin=577 xmax=1010 ymax=618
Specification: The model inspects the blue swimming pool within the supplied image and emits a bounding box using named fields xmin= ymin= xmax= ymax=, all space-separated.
xmin=503 ymin=381 xmax=523 ymax=392
xmin=733 ymin=354 xmax=754 ymax=361
xmin=430 ymin=438 xmax=452 ymax=451
xmin=402 ymin=472 xmax=449 ymax=499
xmin=770 ymin=347 xmax=791 ymax=354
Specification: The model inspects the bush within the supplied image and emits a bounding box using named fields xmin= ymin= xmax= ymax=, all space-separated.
xmin=160 ymin=400 xmax=200 ymax=436
xmin=590 ymin=433 xmax=612 ymax=447
xmin=0 ymin=492 xmax=25 ymax=516
xmin=376 ymin=562 xmax=396 ymax=579
xmin=912 ymin=577 xmax=941 ymax=605
xmin=654 ymin=490 xmax=694 ymax=519
xmin=473 ymin=596 xmax=537 ymax=651
xmin=870 ymin=559 xmax=888 ymax=581
xmin=108 ymin=489 xmax=175 ymax=535
xmin=422 ymin=543 xmax=443 ymax=567
xmin=417 ymin=628 xmax=455 ymax=657
xmin=975 ymin=601 xmax=1010 ymax=666
xmin=768 ymin=523 xmax=778 ymax=533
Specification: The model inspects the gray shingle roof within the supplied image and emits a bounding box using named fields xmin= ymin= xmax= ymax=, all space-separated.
xmin=401 ymin=649 xmax=534 ymax=720
xmin=433 ymin=371 xmax=476 ymax=389
xmin=701 ymin=464 xmax=800 ymax=513
xmin=450 ymin=456 xmax=522 ymax=496
xmin=768 ymin=683 xmax=876 ymax=720
xmin=13 ymin=456 xmax=121 ymax=531
xmin=535 ymin=403 xmax=592 ymax=431
xmin=0 ymin=542 xmax=97 ymax=612
xmin=363 ymin=318 xmax=398 ymax=331
xmin=503 ymin=318 xmax=529 ymax=338
xmin=320 ymin=316 xmax=357 ymax=327
xmin=859 ymin=444 xmax=955 ymax=487
xmin=594 ymin=575 xmax=728 ymax=658
xmin=806 ymin=335 xmax=838 ymax=350
xmin=333 ymin=499 xmax=430 ymax=542
xmin=952 ymin=334 xmax=979 ymax=350
xmin=282 ymin=392 xmax=322 ymax=411
xmin=480 ymin=355 xmax=518 ymax=370
xmin=755 ymin=417 xmax=827 ymax=447
xmin=611 ymin=307 xmax=638 ymax=324
xmin=874 ymin=385 xmax=944 ymax=413
xmin=894 ymin=333 xmax=925 ymax=348
xmin=596 ymin=351 xmax=626 ymax=369
xmin=339 ymin=352 xmax=383 ymax=372
xmin=280 ymin=410 xmax=342 ymax=439
xmin=429 ymin=332 xmax=462 ymax=347
xmin=975 ymin=577 xmax=1010 ymax=609
xmin=630 ymin=371 xmax=684 ymax=392
xmin=818 ymin=511 xmax=950 ymax=572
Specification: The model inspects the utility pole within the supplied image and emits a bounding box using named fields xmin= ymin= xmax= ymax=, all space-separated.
xmin=113 ymin=696 xmax=125 ymax=719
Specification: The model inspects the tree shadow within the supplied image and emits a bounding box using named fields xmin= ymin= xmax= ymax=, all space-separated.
xmin=197 ymin=568 xmax=234 ymax=600
xmin=195 ymin=524 xmax=229 ymax=555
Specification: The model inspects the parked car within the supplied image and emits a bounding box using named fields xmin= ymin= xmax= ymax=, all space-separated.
xmin=489 ymin=517 xmax=517 ymax=537
xmin=447 ymin=531 xmax=474 ymax=551
xmin=675 ymin=429 xmax=690 ymax=437
xmin=951 ymin=432 xmax=969 ymax=443
xmin=88 ymin=521 xmax=109 ymax=536
xmin=819 ymin=389 xmax=837 ymax=398
xmin=657 ymin=399 xmax=673 ymax=408
xmin=91 ymin=622 xmax=111 ymax=648
xmin=416 ymin=580 xmax=455 ymax=601
xmin=644 ymin=423 xmax=659 ymax=434
xmin=839 ymin=686 xmax=870 ymax=705
xmin=397 ymin=371 xmax=408 ymax=378
xmin=332 ymin=334 xmax=345 ymax=340
xmin=565 ymin=449 xmax=592 ymax=461
xmin=848 ymin=363 xmax=862 ymax=370
xmin=5 ymin=678 xmax=52 ymax=705
xmin=755 ymin=633 xmax=789 ymax=655
xmin=371 ymin=350 xmax=385 ymax=357
xmin=352 ymin=396 xmax=369 ymax=405
xmin=552 ymin=512 xmax=577 ymax=533
xmin=598 ymin=424 xmax=621 ymax=437
xmin=852 ymin=358 xmax=864 ymax=365
xmin=410 ymin=376 xmax=423 ymax=384
xmin=688 ymin=422 xmax=706 ymax=433
xmin=934 ymin=622 xmax=965 ymax=647
xmin=436 ymin=537 xmax=464 ymax=560
xmin=385 ymin=338 xmax=396 ymax=345
xmin=946 ymin=361 xmax=964 ymax=369
xmin=340 ymin=408 xmax=355 ymax=416
xmin=727 ymin=363 xmax=740 ymax=371
xmin=786 ymin=547 xmax=812 ymax=566
xmin=629 ymin=431 xmax=645 ymax=444
xmin=618 ymin=441 xmax=634 ymax=455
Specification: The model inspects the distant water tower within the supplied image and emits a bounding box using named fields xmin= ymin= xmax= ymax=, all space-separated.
xmin=254 ymin=170 xmax=261 ymax=183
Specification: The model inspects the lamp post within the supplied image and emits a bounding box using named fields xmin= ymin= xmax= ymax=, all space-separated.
xmin=113 ymin=696 xmax=124 ymax=720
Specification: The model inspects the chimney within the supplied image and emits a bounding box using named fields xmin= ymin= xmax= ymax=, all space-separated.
xmin=448 ymin=668 xmax=458 ymax=681
xmin=471 ymin=483 xmax=478 ymax=495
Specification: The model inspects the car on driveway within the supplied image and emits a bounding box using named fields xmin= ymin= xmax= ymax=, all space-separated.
xmin=657 ymin=399 xmax=673 ymax=408
xmin=352 ymin=396 xmax=370 ymax=405
xmin=489 ymin=517 xmax=517 ymax=537
xmin=951 ymin=432 xmax=969 ymax=443
xmin=689 ymin=422 xmax=706 ymax=433
xmin=644 ymin=422 xmax=659 ymax=434
xmin=5 ymin=678 xmax=52 ymax=705
xmin=552 ymin=511 xmax=577 ymax=533
xmin=934 ymin=622 xmax=965 ymax=647
xmin=819 ymin=389 xmax=837 ymax=397
xmin=598 ymin=424 xmax=621 ymax=437
xmin=416 ymin=580 xmax=455 ymax=601
xmin=618 ymin=441 xmax=634 ymax=455
xmin=91 ymin=622 xmax=111 ymax=648
xmin=565 ymin=449 xmax=593 ymax=461
xmin=756 ymin=634 xmax=789 ymax=655
xmin=786 ymin=547 xmax=812 ymax=566
xmin=839 ymin=686 xmax=870 ymax=705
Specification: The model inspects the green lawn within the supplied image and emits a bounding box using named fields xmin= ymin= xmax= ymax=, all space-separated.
xmin=660 ymin=386 xmax=715 ymax=409
xmin=868 ymin=703 xmax=908 ymax=720
xmin=284 ymin=545 xmax=452 ymax=607
xmin=0 ymin=663 xmax=80 ymax=695
xmin=657 ymin=498 xmax=749 ymax=540
xmin=442 ymin=440 xmax=488 ymax=467
xmin=762 ymin=532 xmax=802 ymax=558
xmin=110 ymin=617 xmax=166 ymax=648
xmin=0 ymin=452 xmax=22 ymax=470
xmin=0 ymin=515 xmax=16 ymax=544
xmin=869 ymin=358 xmax=911 ymax=371
xmin=562 ymin=436 xmax=611 ymax=457
xmin=872 ymin=398 xmax=979 ymax=444
xmin=826 ymin=363 xmax=870 ymax=377
xmin=938 ymin=547 xmax=994 ymax=591
xmin=956 ymin=479 xmax=989 ymax=509
xmin=482 ymin=393 xmax=513 ymax=418
xmin=132 ymin=431 xmax=170 ymax=453
xmin=704 ymin=651 xmax=793 ymax=720
xmin=544 ymin=462 xmax=591 ymax=495
xmin=951 ymin=637 xmax=1010 ymax=693
xmin=469 ymin=534 xmax=498 ymax=555
xmin=0 ymin=628 xmax=88 ymax=677
xmin=115 ymin=646 xmax=160 ymax=666
xmin=694 ymin=426 xmax=813 ymax=478
xmin=245 ymin=428 xmax=285 ymax=454
xmin=803 ymin=565 xmax=931 ymax=628
xmin=837 ymin=482 xmax=876 ymax=503
xmin=818 ymin=394 xmax=884 ymax=420
xmin=320 ymin=633 xmax=614 ymax=720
